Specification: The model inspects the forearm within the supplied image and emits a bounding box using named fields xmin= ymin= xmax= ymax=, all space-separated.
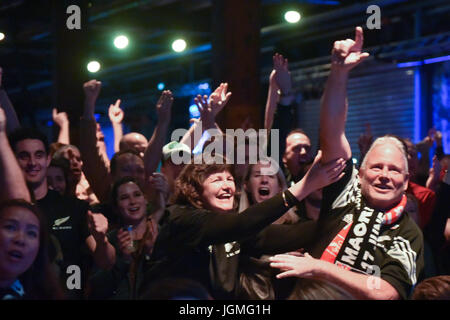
xmin=264 ymin=82 xmax=279 ymax=130
xmin=0 ymin=89 xmax=20 ymax=133
xmin=56 ymin=122 xmax=70 ymax=145
xmin=112 ymin=123 xmax=123 ymax=153
xmin=88 ymin=236 xmax=116 ymax=270
xmin=144 ymin=120 xmax=169 ymax=177
xmin=319 ymin=68 xmax=352 ymax=162
xmin=79 ymin=118 xmax=111 ymax=202
xmin=317 ymin=261 xmax=400 ymax=300
xmin=0 ymin=131 xmax=31 ymax=202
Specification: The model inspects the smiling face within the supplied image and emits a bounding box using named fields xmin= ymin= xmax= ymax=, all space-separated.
xmin=0 ymin=206 xmax=40 ymax=285
xmin=116 ymin=182 xmax=148 ymax=225
xmin=359 ymin=143 xmax=409 ymax=210
xmin=201 ymin=171 xmax=236 ymax=213
xmin=15 ymin=139 xmax=50 ymax=188
xmin=246 ymin=162 xmax=282 ymax=204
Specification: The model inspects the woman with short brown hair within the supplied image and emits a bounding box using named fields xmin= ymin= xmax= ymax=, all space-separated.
xmin=143 ymin=153 xmax=346 ymax=299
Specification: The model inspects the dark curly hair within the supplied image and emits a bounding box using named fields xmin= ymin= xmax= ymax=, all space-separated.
xmin=172 ymin=155 xmax=236 ymax=209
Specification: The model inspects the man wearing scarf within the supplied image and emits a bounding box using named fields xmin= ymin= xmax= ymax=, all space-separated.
xmin=270 ymin=27 xmax=424 ymax=300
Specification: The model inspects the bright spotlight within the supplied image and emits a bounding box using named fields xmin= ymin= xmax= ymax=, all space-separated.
xmin=157 ymin=82 xmax=165 ymax=90
xmin=0 ymin=32 xmax=5 ymax=41
xmin=114 ymin=35 xmax=129 ymax=49
xmin=284 ymin=11 xmax=301 ymax=24
xmin=172 ymin=39 xmax=187 ymax=52
xmin=87 ymin=61 xmax=101 ymax=73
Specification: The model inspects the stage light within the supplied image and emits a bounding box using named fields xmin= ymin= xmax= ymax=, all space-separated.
xmin=0 ymin=32 xmax=5 ymax=41
xmin=172 ymin=39 xmax=187 ymax=52
xmin=114 ymin=35 xmax=129 ymax=49
xmin=284 ymin=10 xmax=301 ymax=23
xmin=87 ymin=61 xmax=101 ymax=73
xmin=157 ymin=82 xmax=165 ymax=90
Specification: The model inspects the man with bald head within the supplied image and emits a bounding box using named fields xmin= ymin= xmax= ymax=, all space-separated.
xmin=269 ymin=27 xmax=424 ymax=300
xmin=119 ymin=132 xmax=148 ymax=158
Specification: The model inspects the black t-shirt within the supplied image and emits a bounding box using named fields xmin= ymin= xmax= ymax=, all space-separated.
xmin=36 ymin=190 xmax=90 ymax=273
xmin=309 ymin=160 xmax=425 ymax=299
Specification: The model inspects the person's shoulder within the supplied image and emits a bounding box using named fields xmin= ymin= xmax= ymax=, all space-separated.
xmin=408 ymin=182 xmax=436 ymax=198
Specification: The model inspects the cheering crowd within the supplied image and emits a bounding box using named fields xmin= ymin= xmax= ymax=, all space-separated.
xmin=1 ymin=27 xmax=449 ymax=300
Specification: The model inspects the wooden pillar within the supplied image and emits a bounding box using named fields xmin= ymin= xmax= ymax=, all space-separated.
xmin=211 ymin=0 xmax=262 ymax=130
xmin=52 ymin=0 xmax=88 ymax=147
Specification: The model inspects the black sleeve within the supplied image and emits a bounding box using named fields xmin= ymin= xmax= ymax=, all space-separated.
xmin=320 ymin=159 xmax=355 ymax=218
xmin=170 ymin=192 xmax=296 ymax=247
xmin=241 ymin=219 xmax=317 ymax=256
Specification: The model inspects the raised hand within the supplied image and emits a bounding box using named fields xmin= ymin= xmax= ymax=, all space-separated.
xmin=271 ymin=53 xmax=292 ymax=95
xmin=149 ymin=172 xmax=169 ymax=205
xmin=209 ymin=82 xmax=232 ymax=117
xmin=435 ymin=130 xmax=442 ymax=147
xmin=108 ymin=99 xmax=124 ymax=124
xmin=303 ymin=150 xmax=346 ymax=192
xmin=83 ymin=79 xmax=102 ymax=102
xmin=331 ymin=26 xmax=369 ymax=72
xmin=156 ymin=90 xmax=173 ymax=124
xmin=52 ymin=108 xmax=69 ymax=128
xmin=87 ymin=211 xmax=109 ymax=243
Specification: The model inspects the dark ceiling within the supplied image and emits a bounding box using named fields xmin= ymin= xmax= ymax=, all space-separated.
xmin=0 ymin=0 xmax=449 ymax=131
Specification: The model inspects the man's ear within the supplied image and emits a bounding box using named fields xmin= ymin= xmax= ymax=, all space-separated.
xmin=403 ymin=173 xmax=410 ymax=192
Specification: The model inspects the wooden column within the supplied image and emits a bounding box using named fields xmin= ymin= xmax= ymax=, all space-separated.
xmin=211 ymin=0 xmax=262 ymax=130
xmin=52 ymin=0 xmax=88 ymax=147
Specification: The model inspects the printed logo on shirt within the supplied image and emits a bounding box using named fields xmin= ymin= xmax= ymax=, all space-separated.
xmin=52 ymin=216 xmax=72 ymax=230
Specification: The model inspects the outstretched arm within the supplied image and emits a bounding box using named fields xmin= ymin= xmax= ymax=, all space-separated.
xmin=108 ymin=99 xmax=124 ymax=153
xmin=0 ymin=67 xmax=20 ymax=133
xmin=80 ymin=80 xmax=112 ymax=202
xmin=52 ymin=108 xmax=70 ymax=145
xmin=0 ymin=107 xmax=30 ymax=202
xmin=270 ymin=252 xmax=399 ymax=300
xmin=320 ymin=27 xmax=369 ymax=163
xmin=180 ymin=83 xmax=231 ymax=151
xmin=144 ymin=90 xmax=173 ymax=178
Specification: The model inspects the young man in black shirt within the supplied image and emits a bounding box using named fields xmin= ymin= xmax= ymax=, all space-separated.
xmin=8 ymin=128 xmax=114 ymax=298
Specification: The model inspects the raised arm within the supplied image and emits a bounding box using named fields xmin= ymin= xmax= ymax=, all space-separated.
xmin=52 ymin=108 xmax=70 ymax=145
xmin=0 ymin=67 xmax=20 ymax=133
xmin=108 ymin=99 xmax=124 ymax=153
xmin=180 ymin=83 xmax=231 ymax=151
xmin=80 ymin=80 xmax=112 ymax=202
xmin=0 ymin=107 xmax=30 ymax=202
xmin=265 ymin=53 xmax=295 ymax=130
xmin=144 ymin=90 xmax=173 ymax=178
xmin=319 ymin=27 xmax=369 ymax=163
xmin=86 ymin=211 xmax=116 ymax=270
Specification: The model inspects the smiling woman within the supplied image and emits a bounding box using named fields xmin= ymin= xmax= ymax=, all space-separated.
xmin=141 ymin=153 xmax=347 ymax=299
